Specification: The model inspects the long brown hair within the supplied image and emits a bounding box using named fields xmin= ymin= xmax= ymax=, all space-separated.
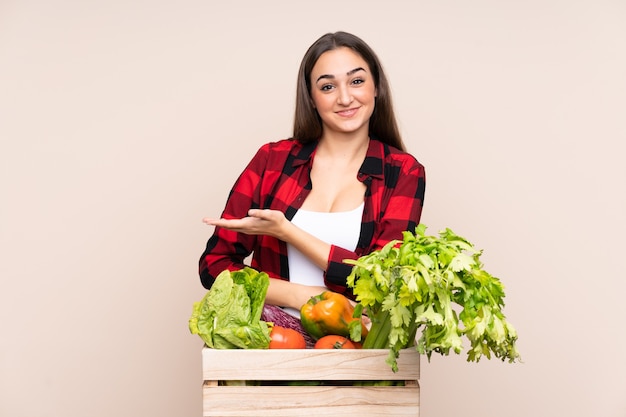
xmin=293 ymin=31 xmax=405 ymax=151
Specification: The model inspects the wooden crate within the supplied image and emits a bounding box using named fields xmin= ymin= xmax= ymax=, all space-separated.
xmin=202 ymin=347 xmax=420 ymax=417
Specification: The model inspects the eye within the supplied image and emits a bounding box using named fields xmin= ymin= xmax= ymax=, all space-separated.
xmin=320 ymin=83 xmax=335 ymax=92
xmin=351 ymin=78 xmax=364 ymax=85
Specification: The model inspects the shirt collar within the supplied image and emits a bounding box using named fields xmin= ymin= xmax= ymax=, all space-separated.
xmin=359 ymin=138 xmax=385 ymax=180
xmin=292 ymin=140 xmax=317 ymax=167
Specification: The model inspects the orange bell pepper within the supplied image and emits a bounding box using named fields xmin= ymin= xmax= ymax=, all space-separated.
xmin=300 ymin=291 xmax=368 ymax=341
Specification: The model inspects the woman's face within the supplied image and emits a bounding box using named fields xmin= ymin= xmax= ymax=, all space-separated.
xmin=309 ymin=47 xmax=377 ymax=138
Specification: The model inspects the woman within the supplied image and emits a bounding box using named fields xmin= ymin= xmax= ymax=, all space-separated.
xmin=199 ymin=31 xmax=426 ymax=329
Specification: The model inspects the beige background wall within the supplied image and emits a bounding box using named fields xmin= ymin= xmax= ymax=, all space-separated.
xmin=1 ymin=1 xmax=624 ymax=416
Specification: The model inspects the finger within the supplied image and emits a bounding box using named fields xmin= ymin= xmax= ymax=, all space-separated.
xmin=204 ymin=218 xmax=246 ymax=229
xmin=202 ymin=217 xmax=235 ymax=226
xmin=247 ymin=208 xmax=266 ymax=217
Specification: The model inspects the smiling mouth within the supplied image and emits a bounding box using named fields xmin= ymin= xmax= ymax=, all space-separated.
xmin=336 ymin=108 xmax=359 ymax=117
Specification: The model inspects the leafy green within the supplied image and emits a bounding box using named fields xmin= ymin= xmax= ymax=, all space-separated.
xmin=346 ymin=224 xmax=521 ymax=371
xmin=189 ymin=267 xmax=271 ymax=349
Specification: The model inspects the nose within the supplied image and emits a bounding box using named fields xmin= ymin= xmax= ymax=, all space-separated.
xmin=337 ymin=86 xmax=353 ymax=106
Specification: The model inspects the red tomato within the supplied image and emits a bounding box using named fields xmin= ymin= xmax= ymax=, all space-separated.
xmin=314 ymin=335 xmax=358 ymax=349
xmin=269 ymin=326 xmax=307 ymax=349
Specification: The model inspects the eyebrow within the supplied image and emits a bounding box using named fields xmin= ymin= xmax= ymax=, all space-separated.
xmin=316 ymin=67 xmax=366 ymax=83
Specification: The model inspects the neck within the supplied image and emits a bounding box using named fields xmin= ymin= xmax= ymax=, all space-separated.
xmin=317 ymin=132 xmax=370 ymax=162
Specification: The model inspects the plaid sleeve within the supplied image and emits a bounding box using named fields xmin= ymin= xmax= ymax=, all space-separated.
xmin=198 ymin=144 xmax=270 ymax=289
xmin=324 ymin=152 xmax=426 ymax=294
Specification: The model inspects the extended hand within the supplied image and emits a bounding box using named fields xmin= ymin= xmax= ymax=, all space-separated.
xmin=203 ymin=209 xmax=289 ymax=240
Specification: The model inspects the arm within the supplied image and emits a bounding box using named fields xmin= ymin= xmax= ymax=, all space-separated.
xmin=204 ymin=208 xmax=330 ymax=307
xmin=325 ymin=157 xmax=426 ymax=292
xmin=207 ymin=208 xmax=332 ymax=270
xmin=265 ymin=278 xmax=326 ymax=311
xmin=198 ymin=145 xmax=270 ymax=289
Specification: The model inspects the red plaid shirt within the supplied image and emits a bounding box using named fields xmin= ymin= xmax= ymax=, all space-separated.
xmin=199 ymin=138 xmax=426 ymax=295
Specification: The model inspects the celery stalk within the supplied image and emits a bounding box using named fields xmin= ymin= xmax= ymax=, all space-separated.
xmin=362 ymin=309 xmax=392 ymax=349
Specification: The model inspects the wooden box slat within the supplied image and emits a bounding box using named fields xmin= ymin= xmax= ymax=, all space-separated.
xmin=202 ymin=348 xmax=420 ymax=380
xmin=202 ymin=385 xmax=420 ymax=417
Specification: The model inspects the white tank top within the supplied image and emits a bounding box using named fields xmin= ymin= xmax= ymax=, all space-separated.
xmin=284 ymin=202 xmax=364 ymax=317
